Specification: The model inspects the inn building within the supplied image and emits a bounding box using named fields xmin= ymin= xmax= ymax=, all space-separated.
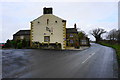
xmin=13 ymin=7 xmax=90 ymax=49
xmin=30 ymin=7 xmax=66 ymax=49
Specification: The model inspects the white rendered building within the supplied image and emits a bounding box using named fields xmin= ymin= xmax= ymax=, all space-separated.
xmin=30 ymin=7 xmax=66 ymax=49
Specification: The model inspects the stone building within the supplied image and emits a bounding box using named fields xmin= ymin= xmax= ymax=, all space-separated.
xmin=30 ymin=7 xmax=66 ymax=49
xmin=66 ymin=24 xmax=90 ymax=47
xmin=13 ymin=30 xmax=30 ymax=41
xmin=79 ymin=37 xmax=90 ymax=46
xmin=13 ymin=7 xmax=90 ymax=49
xmin=66 ymin=24 xmax=79 ymax=47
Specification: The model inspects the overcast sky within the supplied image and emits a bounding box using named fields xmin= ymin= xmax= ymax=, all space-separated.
xmin=0 ymin=0 xmax=119 ymax=43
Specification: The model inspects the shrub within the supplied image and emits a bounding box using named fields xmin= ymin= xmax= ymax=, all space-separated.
xmin=17 ymin=42 xmax=22 ymax=49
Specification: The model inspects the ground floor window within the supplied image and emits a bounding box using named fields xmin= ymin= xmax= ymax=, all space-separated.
xmin=81 ymin=40 xmax=87 ymax=45
xmin=70 ymin=40 xmax=74 ymax=43
xmin=44 ymin=36 xmax=50 ymax=42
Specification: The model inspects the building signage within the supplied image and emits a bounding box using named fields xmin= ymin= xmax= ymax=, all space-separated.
xmin=46 ymin=27 xmax=53 ymax=33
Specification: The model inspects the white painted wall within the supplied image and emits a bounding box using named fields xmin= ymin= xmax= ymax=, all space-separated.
xmin=31 ymin=14 xmax=66 ymax=49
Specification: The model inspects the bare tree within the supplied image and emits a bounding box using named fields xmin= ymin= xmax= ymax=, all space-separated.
xmin=90 ymin=28 xmax=106 ymax=43
xmin=107 ymin=29 xmax=117 ymax=40
xmin=106 ymin=29 xmax=120 ymax=44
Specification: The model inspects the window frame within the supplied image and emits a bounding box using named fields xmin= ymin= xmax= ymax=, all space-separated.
xmin=44 ymin=36 xmax=50 ymax=42
xmin=70 ymin=34 xmax=73 ymax=37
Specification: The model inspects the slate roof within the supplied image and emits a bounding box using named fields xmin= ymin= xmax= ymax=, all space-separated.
xmin=13 ymin=30 xmax=30 ymax=36
xmin=66 ymin=28 xmax=78 ymax=33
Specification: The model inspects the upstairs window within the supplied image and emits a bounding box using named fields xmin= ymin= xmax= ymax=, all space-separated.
xmin=70 ymin=34 xmax=73 ymax=37
xmin=20 ymin=36 xmax=24 ymax=39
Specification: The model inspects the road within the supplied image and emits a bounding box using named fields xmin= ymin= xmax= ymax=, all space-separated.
xmin=2 ymin=43 xmax=118 ymax=78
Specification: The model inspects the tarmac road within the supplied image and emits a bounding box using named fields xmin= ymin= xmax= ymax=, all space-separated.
xmin=2 ymin=43 xmax=118 ymax=78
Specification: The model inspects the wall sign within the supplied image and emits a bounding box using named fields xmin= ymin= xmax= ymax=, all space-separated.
xmin=46 ymin=27 xmax=53 ymax=33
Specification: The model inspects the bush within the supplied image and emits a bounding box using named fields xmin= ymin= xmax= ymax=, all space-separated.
xmin=3 ymin=39 xmax=30 ymax=49
xmin=17 ymin=42 xmax=22 ymax=49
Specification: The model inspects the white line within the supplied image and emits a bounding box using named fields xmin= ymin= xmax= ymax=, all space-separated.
xmin=82 ymin=53 xmax=96 ymax=64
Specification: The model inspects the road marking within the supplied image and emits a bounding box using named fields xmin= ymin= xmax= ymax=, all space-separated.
xmin=82 ymin=53 xmax=96 ymax=64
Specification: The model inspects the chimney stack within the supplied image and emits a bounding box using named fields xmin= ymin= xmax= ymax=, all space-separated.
xmin=43 ymin=7 xmax=53 ymax=14
xmin=74 ymin=23 xmax=77 ymax=29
